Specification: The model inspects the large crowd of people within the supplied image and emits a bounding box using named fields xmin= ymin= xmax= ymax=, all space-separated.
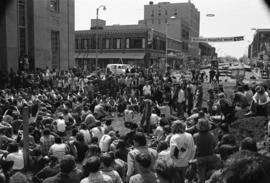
xmin=0 ymin=67 xmax=270 ymax=183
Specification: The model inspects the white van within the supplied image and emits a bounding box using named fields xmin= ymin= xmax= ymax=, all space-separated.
xmin=106 ymin=64 xmax=131 ymax=75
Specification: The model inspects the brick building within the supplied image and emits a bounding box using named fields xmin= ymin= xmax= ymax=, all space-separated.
xmin=75 ymin=22 xmax=182 ymax=71
xmin=143 ymin=1 xmax=200 ymax=57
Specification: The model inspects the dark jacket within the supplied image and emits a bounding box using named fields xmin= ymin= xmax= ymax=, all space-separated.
xmin=42 ymin=169 xmax=82 ymax=183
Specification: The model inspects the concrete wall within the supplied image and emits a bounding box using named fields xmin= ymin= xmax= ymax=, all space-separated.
xmin=33 ymin=0 xmax=74 ymax=70
xmin=0 ymin=1 xmax=7 ymax=73
xmin=4 ymin=0 xmax=18 ymax=72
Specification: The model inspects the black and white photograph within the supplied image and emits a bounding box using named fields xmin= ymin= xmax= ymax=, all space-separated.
xmin=1 ymin=0 xmax=270 ymax=182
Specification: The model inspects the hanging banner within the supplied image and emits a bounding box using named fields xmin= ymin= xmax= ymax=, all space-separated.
xmin=191 ymin=36 xmax=244 ymax=42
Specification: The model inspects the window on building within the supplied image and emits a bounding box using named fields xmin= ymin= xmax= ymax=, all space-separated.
xmin=51 ymin=31 xmax=60 ymax=69
xmin=128 ymin=38 xmax=144 ymax=49
xmin=158 ymin=19 xmax=161 ymax=24
xmin=87 ymin=39 xmax=91 ymax=49
xmin=174 ymin=9 xmax=177 ymax=15
xmin=151 ymin=10 xmax=154 ymax=17
xmin=102 ymin=38 xmax=110 ymax=49
xmin=50 ymin=0 xmax=59 ymax=12
xmin=116 ymin=39 xmax=121 ymax=49
xmin=142 ymin=38 xmax=145 ymax=49
xmin=126 ymin=38 xmax=130 ymax=48
xmin=165 ymin=10 xmax=168 ymax=15
xmin=113 ymin=38 xmax=121 ymax=49
xmin=18 ymin=1 xmax=25 ymax=26
xmin=19 ymin=28 xmax=26 ymax=56
xmin=84 ymin=39 xmax=88 ymax=49
xmin=91 ymin=38 xmax=96 ymax=49
xmin=80 ymin=39 xmax=85 ymax=49
xmin=158 ymin=10 xmax=161 ymax=16
xmin=75 ymin=39 xmax=79 ymax=49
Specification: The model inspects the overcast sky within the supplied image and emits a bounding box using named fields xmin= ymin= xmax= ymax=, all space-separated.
xmin=75 ymin=0 xmax=270 ymax=58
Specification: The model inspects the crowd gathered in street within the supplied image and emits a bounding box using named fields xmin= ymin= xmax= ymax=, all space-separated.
xmin=0 ymin=66 xmax=270 ymax=183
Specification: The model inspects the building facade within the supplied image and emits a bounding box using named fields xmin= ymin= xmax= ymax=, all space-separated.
xmin=248 ymin=29 xmax=270 ymax=62
xmin=75 ymin=22 xmax=182 ymax=71
xmin=143 ymin=1 xmax=200 ymax=57
xmin=0 ymin=0 xmax=74 ymax=75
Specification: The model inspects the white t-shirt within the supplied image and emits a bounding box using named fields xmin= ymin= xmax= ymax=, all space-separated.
xmin=6 ymin=150 xmax=24 ymax=170
xmin=79 ymin=129 xmax=91 ymax=144
xmin=91 ymin=127 xmax=104 ymax=142
xmin=99 ymin=134 xmax=112 ymax=152
xmin=143 ymin=85 xmax=151 ymax=96
xmin=56 ymin=119 xmax=66 ymax=132
xmin=150 ymin=113 xmax=160 ymax=126
xmin=124 ymin=109 xmax=134 ymax=122
xmin=49 ymin=143 xmax=67 ymax=160
xmin=169 ymin=132 xmax=195 ymax=167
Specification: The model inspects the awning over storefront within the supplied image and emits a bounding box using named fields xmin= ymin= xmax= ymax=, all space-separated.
xmin=75 ymin=52 xmax=145 ymax=59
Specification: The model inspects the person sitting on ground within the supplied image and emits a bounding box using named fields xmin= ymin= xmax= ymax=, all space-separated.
xmin=73 ymin=133 xmax=89 ymax=163
xmin=129 ymin=153 xmax=159 ymax=183
xmin=33 ymin=156 xmax=60 ymax=183
xmin=100 ymin=153 xmax=123 ymax=183
xmin=99 ymin=131 xmax=116 ymax=153
xmin=6 ymin=142 xmax=24 ymax=172
xmin=79 ymin=123 xmax=91 ymax=145
xmin=81 ymin=156 xmax=112 ymax=183
xmin=233 ymin=86 xmax=250 ymax=110
xmin=43 ymin=155 xmax=82 ymax=183
xmin=124 ymin=106 xmax=134 ymax=129
xmin=94 ymin=101 xmax=108 ymax=120
xmin=90 ymin=122 xmax=104 ymax=143
xmin=127 ymin=132 xmax=158 ymax=181
xmin=245 ymin=85 xmax=270 ymax=118
xmin=48 ymin=137 xmax=68 ymax=161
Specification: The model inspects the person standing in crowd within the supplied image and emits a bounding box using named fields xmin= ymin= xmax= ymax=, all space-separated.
xmin=215 ymin=70 xmax=220 ymax=84
xmin=143 ymin=81 xmax=151 ymax=98
xmin=169 ymin=121 xmax=195 ymax=183
xmin=209 ymin=70 xmax=215 ymax=84
xmin=127 ymin=132 xmax=157 ymax=181
xmin=193 ymin=119 xmax=220 ymax=183
xmin=175 ymin=84 xmax=185 ymax=119
xmin=195 ymin=84 xmax=203 ymax=110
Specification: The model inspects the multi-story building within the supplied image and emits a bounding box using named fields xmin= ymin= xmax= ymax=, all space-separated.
xmin=143 ymin=1 xmax=200 ymax=57
xmin=199 ymin=42 xmax=216 ymax=57
xmin=0 ymin=0 xmax=74 ymax=75
xmin=248 ymin=29 xmax=270 ymax=61
xmin=75 ymin=21 xmax=182 ymax=71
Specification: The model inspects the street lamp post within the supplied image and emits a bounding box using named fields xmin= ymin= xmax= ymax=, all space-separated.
xmin=95 ymin=5 xmax=106 ymax=71
xmin=165 ymin=16 xmax=176 ymax=73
